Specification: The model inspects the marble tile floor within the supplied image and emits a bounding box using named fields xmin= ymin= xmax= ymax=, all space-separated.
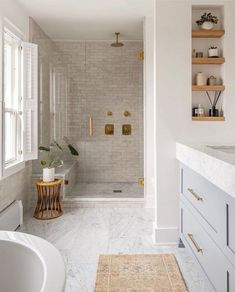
xmin=20 ymin=207 xmax=209 ymax=292
xmin=67 ymin=182 xmax=144 ymax=199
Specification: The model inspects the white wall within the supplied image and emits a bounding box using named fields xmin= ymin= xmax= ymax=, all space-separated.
xmin=144 ymin=12 xmax=156 ymax=208
xmin=0 ymin=0 xmax=28 ymax=42
xmin=154 ymin=0 xmax=235 ymax=244
xmin=0 ymin=0 xmax=32 ymax=212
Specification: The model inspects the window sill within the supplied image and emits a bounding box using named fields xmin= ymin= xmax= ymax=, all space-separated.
xmin=3 ymin=161 xmax=25 ymax=179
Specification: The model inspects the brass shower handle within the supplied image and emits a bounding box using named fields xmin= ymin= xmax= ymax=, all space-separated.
xmin=89 ymin=115 xmax=93 ymax=137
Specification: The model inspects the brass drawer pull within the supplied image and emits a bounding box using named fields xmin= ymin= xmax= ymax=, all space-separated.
xmin=187 ymin=188 xmax=203 ymax=201
xmin=188 ymin=233 xmax=203 ymax=254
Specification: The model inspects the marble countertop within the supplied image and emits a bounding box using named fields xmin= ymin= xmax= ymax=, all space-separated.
xmin=176 ymin=142 xmax=235 ymax=199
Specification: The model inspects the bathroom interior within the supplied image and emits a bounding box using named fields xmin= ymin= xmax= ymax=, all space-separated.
xmin=1 ymin=0 xmax=235 ymax=291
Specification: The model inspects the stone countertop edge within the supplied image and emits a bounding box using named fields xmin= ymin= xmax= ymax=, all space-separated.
xmin=31 ymin=161 xmax=78 ymax=178
xmin=176 ymin=142 xmax=235 ymax=199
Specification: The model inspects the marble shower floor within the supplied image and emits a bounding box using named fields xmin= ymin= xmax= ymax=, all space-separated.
xmin=20 ymin=207 xmax=209 ymax=292
xmin=67 ymin=182 xmax=144 ymax=199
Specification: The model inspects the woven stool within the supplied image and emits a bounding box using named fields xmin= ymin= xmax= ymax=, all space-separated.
xmin=34 ymin=179 xmax=63 ymax=220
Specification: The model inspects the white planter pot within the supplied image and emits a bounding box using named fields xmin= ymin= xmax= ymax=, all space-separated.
xmin=208 ymin=48 xmax=219 ymax=58
xmin=43 ymin=168 xmax=55 ymax=182
xmin=201 ymin=21 xmax=214 ymax=30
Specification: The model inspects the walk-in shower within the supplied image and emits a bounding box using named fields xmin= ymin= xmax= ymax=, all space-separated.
xmin=58 ymin=39 xmax=144 ymax=199
xmin=32 ymin=16 xmax=144 ymax=200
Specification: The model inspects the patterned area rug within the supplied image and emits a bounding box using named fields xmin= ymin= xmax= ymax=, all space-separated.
xmin=95 ymin=254 xmax=188 ymax=291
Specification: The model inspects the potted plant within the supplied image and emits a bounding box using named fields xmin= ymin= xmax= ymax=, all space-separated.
xmin=208 ymin=46 xmax=219 ymax=58
xmin=196 ymin=12 xmax=219 ymax=30
xmin=39 ymin=137 xmax=79 ymax=182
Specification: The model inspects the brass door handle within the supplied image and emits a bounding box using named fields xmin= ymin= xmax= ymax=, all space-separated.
xmin=187 ymin=188 xmax=203 ymax=201
xmin=188 ymin=233 xmax=203 ymax=254
xmin=89 ymin=115 xmax=93 ymax=137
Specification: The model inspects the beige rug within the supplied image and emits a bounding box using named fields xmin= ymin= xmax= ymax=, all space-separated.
xmin=95 ymin=254 xmax=188 ymax=291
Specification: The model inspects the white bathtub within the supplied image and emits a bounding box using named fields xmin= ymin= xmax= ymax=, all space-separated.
xmin=0 ymin=231 xmax=66 ymax=292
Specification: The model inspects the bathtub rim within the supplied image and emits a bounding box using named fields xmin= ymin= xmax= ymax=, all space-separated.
xmin=0 ymin=231 xmax=66 ymax=292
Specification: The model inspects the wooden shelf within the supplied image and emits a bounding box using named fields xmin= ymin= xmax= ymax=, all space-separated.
xmin=192 ymin=57 xmax=225 ymax=64
xmin=192 ymin=85 xmax=225 ymax=91
xmin=192 ymin=116 xmax=225 ymax=122
xmin=192 ymin=30 xmax=225 ymax=38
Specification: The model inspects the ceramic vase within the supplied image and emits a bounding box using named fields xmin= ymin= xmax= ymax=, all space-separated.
xmin=43 ymin=168 xmax=55 ymax=182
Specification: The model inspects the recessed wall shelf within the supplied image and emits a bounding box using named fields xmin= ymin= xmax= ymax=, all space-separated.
xmin=192 ymin=85 xmax=225 ymax=91
xmin=192 ymin=116 xmax=225 ymax=122
xmin=191 ymin=6 xmax=225 ymax=122
xmin=192 ymin=57 xmax=225 ymax=65
xmin=192 ymin=30 xmax=225 ymax=38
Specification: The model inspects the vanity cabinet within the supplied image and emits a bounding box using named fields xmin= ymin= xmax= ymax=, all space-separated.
xmin=181 ymin=165 xmax=226 ymax=240
xmin=180 ymin=164 xmax=235 ymax=291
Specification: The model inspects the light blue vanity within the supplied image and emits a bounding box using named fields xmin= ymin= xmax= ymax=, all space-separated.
xmin=177 ymin=143 xmax=235 ymax=291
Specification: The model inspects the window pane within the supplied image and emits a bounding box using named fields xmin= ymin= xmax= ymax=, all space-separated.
xmin=5 ymin=112 xmax=16 ymax=163
xmin=4 ymin=30 xmax=21 ymax=166
xmin=4 ymin=41 xmax=12 ymax=108
xmin=13 ymin=42 xmax=19 ymax=109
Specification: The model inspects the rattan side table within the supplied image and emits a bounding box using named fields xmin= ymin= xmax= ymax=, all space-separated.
xmin=34 ymin=179 xmax=63 ymax=220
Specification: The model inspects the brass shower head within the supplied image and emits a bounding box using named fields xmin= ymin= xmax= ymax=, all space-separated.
xmin=111 ymin=32 xmax=124 ymax=47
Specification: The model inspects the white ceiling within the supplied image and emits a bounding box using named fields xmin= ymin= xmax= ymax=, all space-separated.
xmin=16 ymin=0 xmax=154 ymax=40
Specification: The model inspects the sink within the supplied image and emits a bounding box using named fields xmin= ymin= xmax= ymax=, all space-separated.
xmin=207 ymin=145 xmax=235 ymax=154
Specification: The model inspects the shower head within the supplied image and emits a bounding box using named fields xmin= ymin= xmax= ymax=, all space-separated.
xmin=111 ymin=32 xmax=124 ymax=47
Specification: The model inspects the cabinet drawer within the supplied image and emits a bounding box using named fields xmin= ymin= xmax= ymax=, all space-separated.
xmin=181 ymin=202 xmax=228 ymax=292
xmin=181 ymin=165 xmax=226 ymax=239
xmin=224 ymin=196 xmax=235 ymax=268
xmin=228 ymin=268 xmax=235 ymax=292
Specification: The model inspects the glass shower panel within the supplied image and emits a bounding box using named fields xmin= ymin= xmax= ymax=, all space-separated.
xmin=78 ymin=41 xmax=144 ymax=186
xmin=60 ymin=40 xmax=144 ymax=198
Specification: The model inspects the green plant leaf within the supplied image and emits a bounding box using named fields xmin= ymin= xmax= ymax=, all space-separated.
xmin=39 ymin=146 xmax=50 ymax=152
xmin=68 ymin=144 xmax=79 ymax=156
xmin=40 ymin=160 xmax=47 ymax=167
xmin=53 ymin=159 xmax=64 ymax=168
xmin=39 ymin=138 xmax=78 ymax=170
xmin=54 ymin=140 xmax=63 ymax=151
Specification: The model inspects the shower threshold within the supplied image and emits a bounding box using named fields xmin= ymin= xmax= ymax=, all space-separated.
xmin=66 ymin=182 xmax=144 ymax=199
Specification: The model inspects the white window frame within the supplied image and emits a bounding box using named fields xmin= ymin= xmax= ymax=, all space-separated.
xmin=2 ymin=22 xmax=25 ymax=178
xmin=1 ymin=19 xmax=38 ymax=179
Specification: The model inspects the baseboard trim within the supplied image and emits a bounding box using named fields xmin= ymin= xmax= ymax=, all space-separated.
xmin=153 ymin=224 xmax=179 ymax=245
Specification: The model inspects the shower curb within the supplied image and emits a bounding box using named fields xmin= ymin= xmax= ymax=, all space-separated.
xmin=62 ymin=198 xmax=145 ymax=208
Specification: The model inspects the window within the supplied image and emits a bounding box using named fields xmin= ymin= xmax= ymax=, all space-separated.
xmin=1 ymin=22 xmax=38 ymax=178
xmin=4 ymin=30 xmax=23 ymax=168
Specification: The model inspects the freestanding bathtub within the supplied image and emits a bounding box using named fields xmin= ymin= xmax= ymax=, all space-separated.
xmin=0 ymin=231 xmax=66 ymax=292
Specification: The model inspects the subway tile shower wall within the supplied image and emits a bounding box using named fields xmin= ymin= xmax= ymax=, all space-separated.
xmin=54 ymin=41 xmax=144 ymax=183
